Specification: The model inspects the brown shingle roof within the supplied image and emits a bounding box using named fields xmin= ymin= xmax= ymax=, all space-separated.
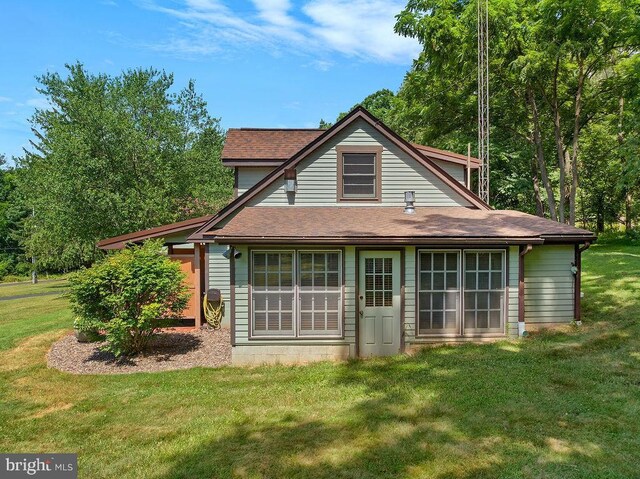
xmin=222 ymin=128 xmax=324 ymax=164
xmin=97 ymin=214 xmax=214 ymax=250
xmin=209 ymin=207 xmax=594 ymax=244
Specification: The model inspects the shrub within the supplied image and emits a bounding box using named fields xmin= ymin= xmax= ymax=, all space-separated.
xmin=73 ymin=316 xmax=103 ymax=343
xmin=68 ymin=240 xmax=190 ymax=357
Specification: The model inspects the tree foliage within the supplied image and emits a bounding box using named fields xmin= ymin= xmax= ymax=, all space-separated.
xmin=68 ymin=240 xmax=190 ymax=357
xmin=389 ymin=0 xmax=640 ymax=228
xmin=17 ymin=63 xmax=233 ymax=270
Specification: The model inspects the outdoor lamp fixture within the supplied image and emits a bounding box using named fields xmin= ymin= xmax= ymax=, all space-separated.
xmin=404 ymin=191 xmax=416 ymax=214
xmin=222 ymin=246 xmax=242 ymax=260
xmin=284 ymin=168 xmax=297 ymax=193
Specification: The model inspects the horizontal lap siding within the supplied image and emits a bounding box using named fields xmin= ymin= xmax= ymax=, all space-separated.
xmin=207 ymin=244 xmax=231 ymax=327
xmin=404 ymin=247 xmax=416 ymax=344
xmin=237 ymin=167 xmax=275 ymax=195
xmin=524 ymin=245 xmax=575 ymax=323
xmin=507 ymin=246 xmax=519 ymax=337
xmin=432 ymin=159 xmax=465 ymax=184
xmin=248 ymin=119 xmax=470 ymax=207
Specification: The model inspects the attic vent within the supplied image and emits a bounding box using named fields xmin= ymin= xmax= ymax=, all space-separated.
xmin=284 ymin=168 xmax=297 ymax=193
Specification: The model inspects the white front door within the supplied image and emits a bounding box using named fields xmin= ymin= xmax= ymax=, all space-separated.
xmin=358 ymin=251 xmax=401 ymax=357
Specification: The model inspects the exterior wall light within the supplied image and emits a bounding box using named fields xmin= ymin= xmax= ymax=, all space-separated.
xmin=284 ymin=168 xmax=297 ymax=193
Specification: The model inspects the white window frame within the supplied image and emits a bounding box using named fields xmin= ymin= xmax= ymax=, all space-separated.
xmin=462 ymin=249 xmax=507 ymax=335
xmin=416 ymin=248 xmax=507 ymax=337
xmin=250 ymin=250 xmax=296 ymax=338
xmin=297 ymin=250 xmax=343 ymax=338
xmin=250 ymin=249 xmax=343 ymax=339
xmin=416 ymin=249 xmax=462 ymax=337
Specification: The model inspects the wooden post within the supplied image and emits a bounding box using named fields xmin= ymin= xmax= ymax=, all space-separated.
xmin=575 ymin=242 xmax=591 ymax=322
xmin=194 ymin=243 xmax=203 ymax=328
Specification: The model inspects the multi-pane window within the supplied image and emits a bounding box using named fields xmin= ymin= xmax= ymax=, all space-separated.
xmin=464 ymin=251 xmax=505 ymax=331
xmin=251 ymin=250 xmax=342 ymax=338
xmin=342 ymin=153 xmax=377 ymax=198
xmin=299 ymin=252 xmax=341 ymax=335
xmin=252 ymin=252 xmax=294 ymax=336
xmin=417 ymin=249 xmax=506 ymax=336
xmin=418 ymin=251 xmax=460 ymax=334
xmin=365 ymin=257 xmax=393 ymax=307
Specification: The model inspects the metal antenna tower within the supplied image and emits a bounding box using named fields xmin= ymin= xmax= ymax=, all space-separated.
xmin=477 ymin=0 xmax=490 ymax=203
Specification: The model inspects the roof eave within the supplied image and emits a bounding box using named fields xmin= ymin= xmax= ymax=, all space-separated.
xmin=206 ymin=236 xmax=547 ymax=245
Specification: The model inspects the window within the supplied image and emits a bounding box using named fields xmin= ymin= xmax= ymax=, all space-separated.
xmin=252 ymin=252 xmax=295 ymax=336
xmin=251 ymin=250 xmax=342 ymax=338
xmin=337 ymin=146 xmax=382 ymax=201
xmin=416 ymin=249 xmax=506 ymax=336
xmin=299 ymin=252 xmax=341 ymax=335
xmin=365 ymin=257 xmax=393 ymax=307
xmin=464 ymin=251 xmax=505 ymax=332
xmin=418 ymin=251 xmax=460 ymax=334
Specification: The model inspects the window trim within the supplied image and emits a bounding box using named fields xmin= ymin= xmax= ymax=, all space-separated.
xmin=250 ymin=250 xmax=296 ymax=338
xmin=462 ymin=249 xmax=507 ymax=335
xmin=336 ymin=145 xmax=383 ymax=202
xmin=249 ymin=248 xmax=344 ymax=340
xmin=415 ymin=247 xmax=508 ymax=338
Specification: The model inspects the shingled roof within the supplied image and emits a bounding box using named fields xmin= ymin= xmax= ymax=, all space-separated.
xmin=208 ymin=207 xmax=596 ymax=245
xmin=222 ymin=128 xmax=324 ymax=165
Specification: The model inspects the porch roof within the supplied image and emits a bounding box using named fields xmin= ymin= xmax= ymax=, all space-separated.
xmin=205 ymin=206 xmax=595 ymax=245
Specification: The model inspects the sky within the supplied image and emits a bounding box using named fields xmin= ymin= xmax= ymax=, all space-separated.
xmin=0 ymin=0 xmax=420 ymax=162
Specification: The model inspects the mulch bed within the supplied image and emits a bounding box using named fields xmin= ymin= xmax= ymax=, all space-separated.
xmin=47 ymin=327 xmax=231 ymax=375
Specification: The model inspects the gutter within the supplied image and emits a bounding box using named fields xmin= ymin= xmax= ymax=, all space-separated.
xmin=518 ymin=244 xmax=534 ymax=337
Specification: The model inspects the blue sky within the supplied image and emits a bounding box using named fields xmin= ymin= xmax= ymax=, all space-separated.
xmin=0 ymin=0 xmax=419 ymax=161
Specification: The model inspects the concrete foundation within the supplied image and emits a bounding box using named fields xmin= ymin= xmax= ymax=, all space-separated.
xmin=232 ymin=344 xmax=351 ymax=366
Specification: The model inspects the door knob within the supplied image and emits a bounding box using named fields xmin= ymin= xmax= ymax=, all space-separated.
xmin=359 ymin=310 xmax=363 ymax=317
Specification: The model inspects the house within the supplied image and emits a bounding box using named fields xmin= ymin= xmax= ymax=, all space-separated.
xmin=97 ymin=106 xmax=595 ymax=365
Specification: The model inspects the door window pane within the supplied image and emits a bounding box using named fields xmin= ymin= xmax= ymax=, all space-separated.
xmin=364 ymin=257 xmax=393 ymax=307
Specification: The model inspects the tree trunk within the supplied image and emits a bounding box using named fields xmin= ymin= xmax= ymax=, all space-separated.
xmin=625 ymin=193 xmax=633 ymax=231
xmin=531 ymin=156 xmax=544 ymax=217
xmin=568 ymin=59 xmax=586 ymax=226
xmin=528 ymin=90 xmax=557 ymax=220
xmin=552 ymin=59 xmax=567 ymax=223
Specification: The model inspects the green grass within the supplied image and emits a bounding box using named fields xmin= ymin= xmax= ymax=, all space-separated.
xmin=0 ymin=278 xmax=69 ymax=299
xmin=1 ymin=240 xmax=639 ymax=478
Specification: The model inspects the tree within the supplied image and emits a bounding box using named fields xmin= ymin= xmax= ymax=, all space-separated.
xmin=68 ymin=240 xmax=190 ymax=357
xmin=17 ymin=63 xmax=233 ymax=270
xmin=0 ymin=155 xmax=28 ymax=278
xmin=395 ymin=0 xmax=640 ymax=224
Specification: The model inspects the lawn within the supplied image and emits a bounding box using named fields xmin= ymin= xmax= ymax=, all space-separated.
xmin=0 ymin=239 xmax=639 ymax=478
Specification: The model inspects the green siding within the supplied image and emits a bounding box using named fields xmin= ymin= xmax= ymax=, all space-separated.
xmin=247 ymin=119 xmax=471 ymax=207
xmin=507 ymin=245 xmax=519 ymax=337
xmin=207 ymin=244 xmax=231 ymax=328
xmin=433 ymin=159 xmax=465 ymax=184
xmin=237 ymin=167 xmax=275 ymax=195
xmin=524 ymin=245 xmax=575 ymax=323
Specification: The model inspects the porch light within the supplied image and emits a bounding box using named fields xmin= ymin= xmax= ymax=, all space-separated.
xmin=404 ymin=191 xmax=416 ymax=214
xmin=284 ymin=168 xmax=297 ymax=193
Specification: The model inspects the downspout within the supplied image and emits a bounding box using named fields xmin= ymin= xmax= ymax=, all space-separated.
xmin=574 ymin=242 xmax=591 ymax=325
xmin=518 ymin=244 xmax=533 ymax=337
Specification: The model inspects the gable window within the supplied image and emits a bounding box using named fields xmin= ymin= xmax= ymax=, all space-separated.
xmin=251 ymin=250 xmax=343 ymax=338
xmin=337 ymin=146 xmax=382 ymax=201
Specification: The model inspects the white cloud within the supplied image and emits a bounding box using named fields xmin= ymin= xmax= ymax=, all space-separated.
xmin=137 ymin=0 xmax=419 ymax=64
xmin=26 ymin=98 xmax=50 ymax=109
xmin=0 ymin=96 xmax=11 ymax=103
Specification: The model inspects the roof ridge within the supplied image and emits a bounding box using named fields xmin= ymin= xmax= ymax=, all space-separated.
xmin=233 ymin=128 xmax=325 ymax=131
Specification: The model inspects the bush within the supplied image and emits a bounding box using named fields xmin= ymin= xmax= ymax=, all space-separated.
xmin=73 ymin=316 xmax=103 ymax=343
xmin=68 ymin=240 xmax=190 ymax=357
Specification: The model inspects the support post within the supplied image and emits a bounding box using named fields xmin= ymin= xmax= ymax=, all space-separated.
xmin=467 ymin=143 xmax=472 ymax=189
xmin=518 ymin=244 xmax=533 ymax=336
xmin=194 ymin=243 xmax=204 ymax=328
xmin=575 ymin=242 xmax=591 ymax=324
